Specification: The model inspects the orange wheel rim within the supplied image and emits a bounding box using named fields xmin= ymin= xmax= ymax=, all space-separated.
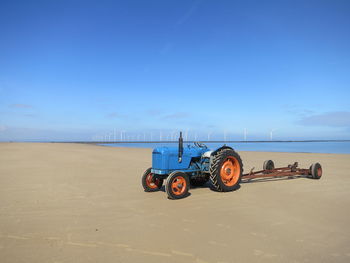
xmin=317 ymin=167 xmax=322 ymax=177
xmin=220 ymin=157 xmax=240 ymax=186
xmin=171 ymin=176 xmax=187 ymax=195
xmin=146 ymin=173 xmax=159 ymax=189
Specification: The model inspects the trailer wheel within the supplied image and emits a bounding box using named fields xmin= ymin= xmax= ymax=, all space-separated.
xmin=309 ymin=163 xmax=322 ymax=179
xmin=142 ymin=168 xmax=163 ymax=192
xmin=210 ymin=149 xmax=243 ymax=192
xmin=165 ymin=171 xmax=190 ymax=199
xmin=263 ymin=160 xmax=275 ymax=172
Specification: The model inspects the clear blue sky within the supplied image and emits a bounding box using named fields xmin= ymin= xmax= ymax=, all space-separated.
xmin=0 ymin=0 xmax=349 ymax=141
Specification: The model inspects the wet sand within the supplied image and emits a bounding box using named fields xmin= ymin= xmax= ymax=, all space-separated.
xmin=0 ymin=143 xmax=350 ymax=263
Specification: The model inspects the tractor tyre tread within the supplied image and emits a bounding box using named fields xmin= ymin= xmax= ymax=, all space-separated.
xmin=209 ymin=148 xmax=243 ymax=192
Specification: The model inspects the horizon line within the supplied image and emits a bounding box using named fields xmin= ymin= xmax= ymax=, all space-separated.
xmin=2 ymin=139 xmax=350 ymax=143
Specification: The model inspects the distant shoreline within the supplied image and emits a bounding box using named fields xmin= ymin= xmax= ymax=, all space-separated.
xmin=2 ymin=139 xmax=349 ymax=144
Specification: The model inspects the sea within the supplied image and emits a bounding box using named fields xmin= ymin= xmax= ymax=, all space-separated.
xmin=100 ymin=141 xmax=350 ymax=154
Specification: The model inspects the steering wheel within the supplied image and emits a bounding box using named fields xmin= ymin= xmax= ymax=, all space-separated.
xmin=194 ymin=142 xmax=207 ymax=148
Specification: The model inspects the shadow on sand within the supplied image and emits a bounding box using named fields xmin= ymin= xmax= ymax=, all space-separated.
xmin=155 ymin=175 xmax=311 ymax=198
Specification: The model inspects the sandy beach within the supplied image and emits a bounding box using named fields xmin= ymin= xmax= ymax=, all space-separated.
xmin=0 ymin=142 xmax=350 ymax=263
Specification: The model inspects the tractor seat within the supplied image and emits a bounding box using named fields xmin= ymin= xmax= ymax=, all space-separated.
xmin=202 ymin=151 xmax=213 ymax=158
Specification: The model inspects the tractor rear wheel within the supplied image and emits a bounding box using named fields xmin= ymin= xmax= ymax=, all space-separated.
xmin=309 ymin=163 xmax=322 ymax=179
xmin=142 ymin=168 xmax=163 ymax=192
xmin=165 ymin=171 xmax=190 ymax=199
xmin=210 ymin=148 xmax=243 ymax=192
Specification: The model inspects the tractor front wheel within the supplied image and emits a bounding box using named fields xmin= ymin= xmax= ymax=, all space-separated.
xmin=142 ymin=168 xmax=163 ymax=192
xmin=165 ymin=171 xmax=190 ymax=199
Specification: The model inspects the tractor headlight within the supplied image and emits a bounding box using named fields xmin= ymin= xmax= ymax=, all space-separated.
xmin=151 ymin=169 xmax=163 ymax=175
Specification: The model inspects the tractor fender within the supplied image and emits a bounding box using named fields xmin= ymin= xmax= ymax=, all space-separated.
xmin=210 ymin=146 xmax=234 ymax=156
xmin=209 ymin=146 xmax=234 ymax=167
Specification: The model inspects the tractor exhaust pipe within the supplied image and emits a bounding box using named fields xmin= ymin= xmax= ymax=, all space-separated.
xmin=178 ymin=131 xmax=183 ymax=163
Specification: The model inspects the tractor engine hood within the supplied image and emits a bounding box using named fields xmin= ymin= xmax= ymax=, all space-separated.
xmin=151 ymin=146 xmax=208 ymax=175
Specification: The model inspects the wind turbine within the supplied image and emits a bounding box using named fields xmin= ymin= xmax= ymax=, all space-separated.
xmin=120 ymin=130 xmax=126 ymax=141
xmin=270 ymin=129 xmax=277 ymax=141
xmin=207 ymin=132 xmax=212 ymax=141
xmin=244 ymin=128 xmax=247 ymax=141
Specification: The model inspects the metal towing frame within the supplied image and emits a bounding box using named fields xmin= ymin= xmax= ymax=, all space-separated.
xmin=242 ymin=161 xmax=321 ymax=181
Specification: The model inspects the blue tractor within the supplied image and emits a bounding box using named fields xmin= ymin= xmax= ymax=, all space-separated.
xmin=142 ymin=132 xmax=243 ymax=199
